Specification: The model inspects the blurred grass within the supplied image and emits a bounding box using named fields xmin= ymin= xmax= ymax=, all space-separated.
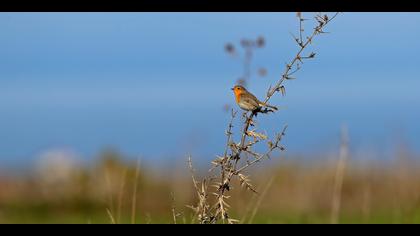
xmin=1 ymin=148 xmax=420 ymax=224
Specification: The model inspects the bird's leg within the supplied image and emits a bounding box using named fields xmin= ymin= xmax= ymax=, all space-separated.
xmin=249 ymin=110 xmax=257 ymax=126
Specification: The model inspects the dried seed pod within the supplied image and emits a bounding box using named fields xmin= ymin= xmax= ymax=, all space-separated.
xmin=225 ymin=43 xmax=235 ymax=54
xmin=256 ymin=36 xmax=265 ymax=48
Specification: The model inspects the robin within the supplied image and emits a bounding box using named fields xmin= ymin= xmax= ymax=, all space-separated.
xmin=231 ymin=85 xmax=278 ymax=113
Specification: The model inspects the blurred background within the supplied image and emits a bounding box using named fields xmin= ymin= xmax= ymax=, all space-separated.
xmin=1 ymin=12 xmax=420 ymax=223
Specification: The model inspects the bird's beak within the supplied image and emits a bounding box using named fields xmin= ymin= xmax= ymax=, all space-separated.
xmin=231 ymin=87 xmax=234 ymax=91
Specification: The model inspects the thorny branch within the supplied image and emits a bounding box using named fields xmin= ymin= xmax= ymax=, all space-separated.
xmin=189 ymin=12 xmax=339 ymax=224
xmin=264 ymin=12 xmax=339 ymax=104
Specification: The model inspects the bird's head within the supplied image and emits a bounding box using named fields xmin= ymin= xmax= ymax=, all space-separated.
xmin=231 ymin=85 xmax=246 ymax=96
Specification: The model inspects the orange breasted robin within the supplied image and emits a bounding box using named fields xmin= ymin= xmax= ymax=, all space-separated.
xmin=231 ymin=85 xmax=278 ymax=113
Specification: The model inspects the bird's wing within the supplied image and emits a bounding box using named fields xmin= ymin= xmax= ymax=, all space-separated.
xmin=250 ymin=94 xmax=265 ymax=107
xmin=242 ymin=95 xmax=260 ymax=108
xmin=251 ymin=93 xmax=260 ymax=102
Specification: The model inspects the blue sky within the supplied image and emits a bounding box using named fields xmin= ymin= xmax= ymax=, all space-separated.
xmin=1 ymin=13 xmax=420 ymax=167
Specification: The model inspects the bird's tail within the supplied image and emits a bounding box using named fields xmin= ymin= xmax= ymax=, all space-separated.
xmin=260 ymin=103 xmax=278 ymax=111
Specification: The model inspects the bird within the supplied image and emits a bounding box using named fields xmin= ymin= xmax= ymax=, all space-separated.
xmin=231 ymin=85 xmax=278 ymax=113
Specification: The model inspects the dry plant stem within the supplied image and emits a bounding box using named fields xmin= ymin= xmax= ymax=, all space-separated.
xmin=171 ymin=192 xmax=177 ymax=224
xmin=218 ymin=13 xmax=336 ymax=224
xmin=238 ymin=12 xmax=339 ymax=166
xmin=117 ymin=168 xmax=127 ymax=224
xmin=264 ymin=12 xmax=339 ymax=104
xmin=210 ymin=112 xmax=257 ymax=223
xmin=331 ymin=125 xmax=349 ymax=224
xmin=190 ymin=12 xmax=339 ymax=224
xmin=248 ymin=176 xmax=275 ymax=224
xmin=131 ymin=158 xmax=141 ymax=224
xmin=107 ymin=208 xmax=116 ymax=224
xmin=233 ymin=112 xmax=254 ymax=175
xmin=219 ymin=110 xmax=237 ymax=179
xmin=172 ymin=209 xmax=177 ymax=224
xmin=104 ymin=167 xmax=115 ymax=222
xmin=223 ymin=110 xmax=237 ymax=159
xmin=244 ymin=47 xmax=252 ymax=82
xmin=240 ymin=191 xmax=259 ymax=223
xmin=236 ymin=125 xmax=288 ymax=174
xmin=208 ymin=112 xmax=283 ymax=224
xmin=188 ymin=156 xmax=211 ymax=223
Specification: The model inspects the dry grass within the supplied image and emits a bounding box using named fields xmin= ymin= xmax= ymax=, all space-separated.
xmin=330 ymin=125 xmax=349 ymax=223
xmin=131 ymin=158 xmax=141 ymax=224
xmin=1 ymin=149 xmax=420 ymax=223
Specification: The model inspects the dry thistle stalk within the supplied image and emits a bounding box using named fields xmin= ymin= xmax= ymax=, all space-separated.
xmin=189 ymin=12 xmax=339 ymax=224
xmin=223 ymin=36 xmax=266 ymax=112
